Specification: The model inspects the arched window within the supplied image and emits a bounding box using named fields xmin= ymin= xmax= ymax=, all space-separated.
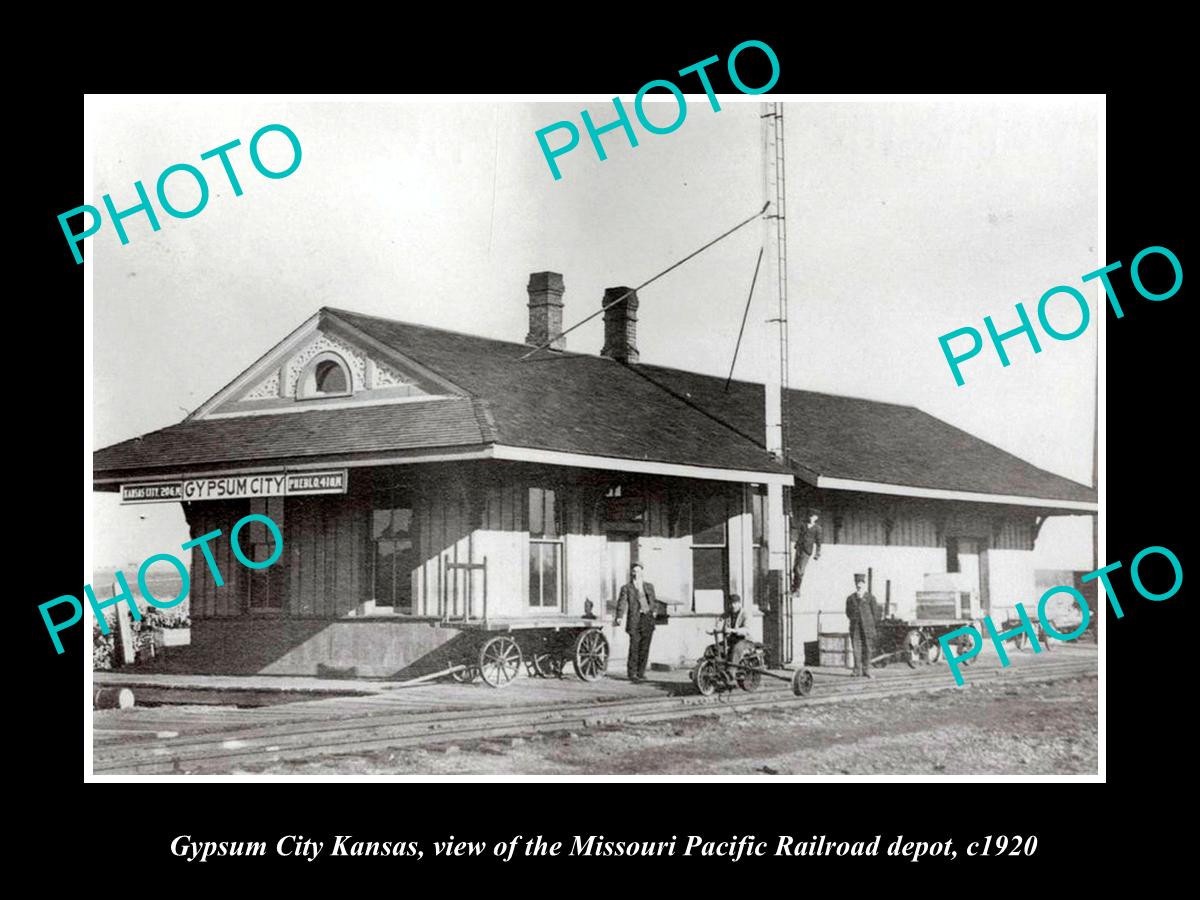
xmin=297 ymin=352 xmax=353 ymax=399
xmin=314 ymin=359 xmax=348 ymax=393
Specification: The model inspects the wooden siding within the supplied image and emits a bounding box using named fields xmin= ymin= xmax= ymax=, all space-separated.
xmin=185 ymin=464 xmax=769 ymax=622
xmin=281 ymin=493 xmax=367 ymax=618
xmin=799 ymin=493 xmax=1035 ymax=551
xmin=186 ymin=489 xmax=369 ymax=620
xmin=184 ymin=499 xmax=247 ymax=619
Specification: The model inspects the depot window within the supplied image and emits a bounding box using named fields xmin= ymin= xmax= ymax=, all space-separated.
xmin=315 ymin=359 xmax=348 ymax=393
xmin=246 ymin=497 xmax=285 ymax=612
xmin=298 ymin=352 xmax=353 ymax=399
xmin=749 ymin=485 xmax=767 ymax=607
xmin=528 ymin=486 xmax=563 ymax=610
xmin=688 ymin=492 xmax=729 ymax=611
xmin=372 ymin=479 xmax=416 ymax=615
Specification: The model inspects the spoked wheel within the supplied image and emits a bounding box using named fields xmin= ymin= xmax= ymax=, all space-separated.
xmin=736 ymin=652 xmax=764 ymax=692
xmin=531 ymin=652 xmax=564 ymax=678
xmin=478 ymin=635 xmax=522 ymax=688
xmin=449 ymin=665 xmax=479 ymax=683
xmin=904 ymin=629 xmax=923 ymax=668
xmin=572 ymin=629 xmax=609 ymax=682
xmin=791 ymin=668 xmax=814 ymax=696
xmin=694 ymin=659 xmax=720 ymax=696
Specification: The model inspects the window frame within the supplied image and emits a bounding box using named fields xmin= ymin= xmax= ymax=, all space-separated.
xmin=749 ymin=484 xmax=768 ymax=610
xmin=297 ymin=351 xmax=354 ymax=400
xmin=370 ymin=478 xmax=418 ymax=616
xmin=527 ymin=486 xmax=565 ymax=612
xmin=314 ymin=359 xmax=349 ymax=394
xmin=245 ymin=497 xmax=285 ymax=614
xmin=688 ymin=492 xmax=729 ymax=612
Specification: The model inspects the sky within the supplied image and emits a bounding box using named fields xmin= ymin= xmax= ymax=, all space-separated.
xmin=89 ymin=96 xmax=1099 ymax=571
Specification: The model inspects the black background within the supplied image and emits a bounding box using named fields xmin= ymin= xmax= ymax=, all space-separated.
xmin=20 ymin=22 xmax=1189 ymax=885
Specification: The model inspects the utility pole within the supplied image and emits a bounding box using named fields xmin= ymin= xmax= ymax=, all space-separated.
xmin=761 ymin=101 xmax=792 ymax=666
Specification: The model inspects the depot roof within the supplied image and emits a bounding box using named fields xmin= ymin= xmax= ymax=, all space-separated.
xmin=93 ymin=307 xmax=1096 ymax=510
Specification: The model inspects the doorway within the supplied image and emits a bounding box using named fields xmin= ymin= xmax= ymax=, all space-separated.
xmin=603 ymin=534 xmax=636 ymax=619
xmin=604 ymin=534 xmax=636 ymax=666
xmin=948 ymin=537 xmax=989 ymax=616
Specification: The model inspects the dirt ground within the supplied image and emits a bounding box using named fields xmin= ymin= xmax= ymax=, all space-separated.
xmin=237 ymin=673 xmax=1098 ymax=776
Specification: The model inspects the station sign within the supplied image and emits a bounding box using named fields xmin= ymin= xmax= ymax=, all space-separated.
xmin=120 ymin=482 xmax=183 ymax=504
xmin=121 ymin=470 xmax=348 ymax=504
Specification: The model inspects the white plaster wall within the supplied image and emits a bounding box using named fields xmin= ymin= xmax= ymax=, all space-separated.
xmin=565 ymin=533 xmax=606 ymax=617
xmin=792 ymin=543 xmax=947 ymax=644
xmin=986 ymin=549 xmax=1038 ymax=622
xmin=468 ymin=528 xmax=524 ymax=618
xmin=639 ymin=534 xmax=692 ymax=612
xmin=727 ymin=509 xmax=755 ymax=603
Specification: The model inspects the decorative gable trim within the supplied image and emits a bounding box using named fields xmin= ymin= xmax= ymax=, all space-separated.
xmin=189 ymin=309 xmax=469 ymax=421
xmin=286 ymin=334 xmax=366 ymax=396
xmin=321 ymin=309 xmax=465 ymax=397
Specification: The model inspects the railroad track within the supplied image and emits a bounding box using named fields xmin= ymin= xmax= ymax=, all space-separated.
xmin=93 ymin=659 xmax=1096 ymax=774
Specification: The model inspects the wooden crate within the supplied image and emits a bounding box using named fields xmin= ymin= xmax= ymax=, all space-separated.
xmin=917 ymin=590 xmax=959 ymax=620
xmin=818 ymin=632 xmax=854 ymax=669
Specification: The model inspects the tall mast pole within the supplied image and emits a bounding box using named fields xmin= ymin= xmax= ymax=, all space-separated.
xmin=762 ymin=101 xmax=792 ymax=665
xmin=763 ymin=101 xmax=789 ymax=462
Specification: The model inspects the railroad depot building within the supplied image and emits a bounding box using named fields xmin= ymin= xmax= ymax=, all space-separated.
xmin=93 ymin=272 xmax=1097 ymax=676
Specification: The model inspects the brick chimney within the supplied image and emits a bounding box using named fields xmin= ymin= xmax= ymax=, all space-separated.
xmin=526 ymin=272 xmax=565 ymax=351
xmin=601 ymin=287 xmax=639 ymax=364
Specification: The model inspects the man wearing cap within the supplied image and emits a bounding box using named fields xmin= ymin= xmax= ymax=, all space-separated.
xmin=614 ymin=562 xmax=660 ymax=682
xmin=845 ymin=573 xmax=881 ymax=677
xmin=791 ymin=511 xmax=823 ymax=593
xmin=723 ymin=593 xmax=752 ymax=667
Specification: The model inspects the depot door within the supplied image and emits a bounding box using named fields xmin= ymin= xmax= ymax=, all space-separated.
xmin=955 ymin=538 xmax=983 ymax=616
xmin=603 ymin=535 xmax=635 ymax=617
xmin=604 ymin=534 xmax=635 ymax=664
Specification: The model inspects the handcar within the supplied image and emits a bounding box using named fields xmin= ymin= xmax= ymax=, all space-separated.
xmin=690 ymin=617 xmax=814 ymax=697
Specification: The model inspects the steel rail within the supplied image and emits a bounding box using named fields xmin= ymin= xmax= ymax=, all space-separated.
xmin=94 ymin=660 xmax=1096 ymax=774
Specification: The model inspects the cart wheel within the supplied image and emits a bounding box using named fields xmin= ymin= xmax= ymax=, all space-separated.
xmin=572 ymin=629 xmax=609 ymax=682
xmin=791 ymin=667 xmax=814 ymax=696
xmin=694 ymin=659 xmax=720 ymax=696
xmin=449 ymin=665 xmax=479 ymax=683
xmin=524 ymin=651 xmax=546 ymax=677
xmin=531 ymin=652 xmax=564 ymax=679
xmin=478 ymin=635 xmax=522 ymax=688
xmin=736 ymin=652 xmax=763 ymax=692
xmin=904 ymin=629 xmax=923 ymax=668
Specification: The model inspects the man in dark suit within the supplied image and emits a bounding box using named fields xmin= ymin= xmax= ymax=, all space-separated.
xmin=845 ymin=573 xmax=880 ymax=678
xmin=614 ymin=562 xmax=659 ymax=682
xmin=791 ymin=511 xmax=823 ymax=593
